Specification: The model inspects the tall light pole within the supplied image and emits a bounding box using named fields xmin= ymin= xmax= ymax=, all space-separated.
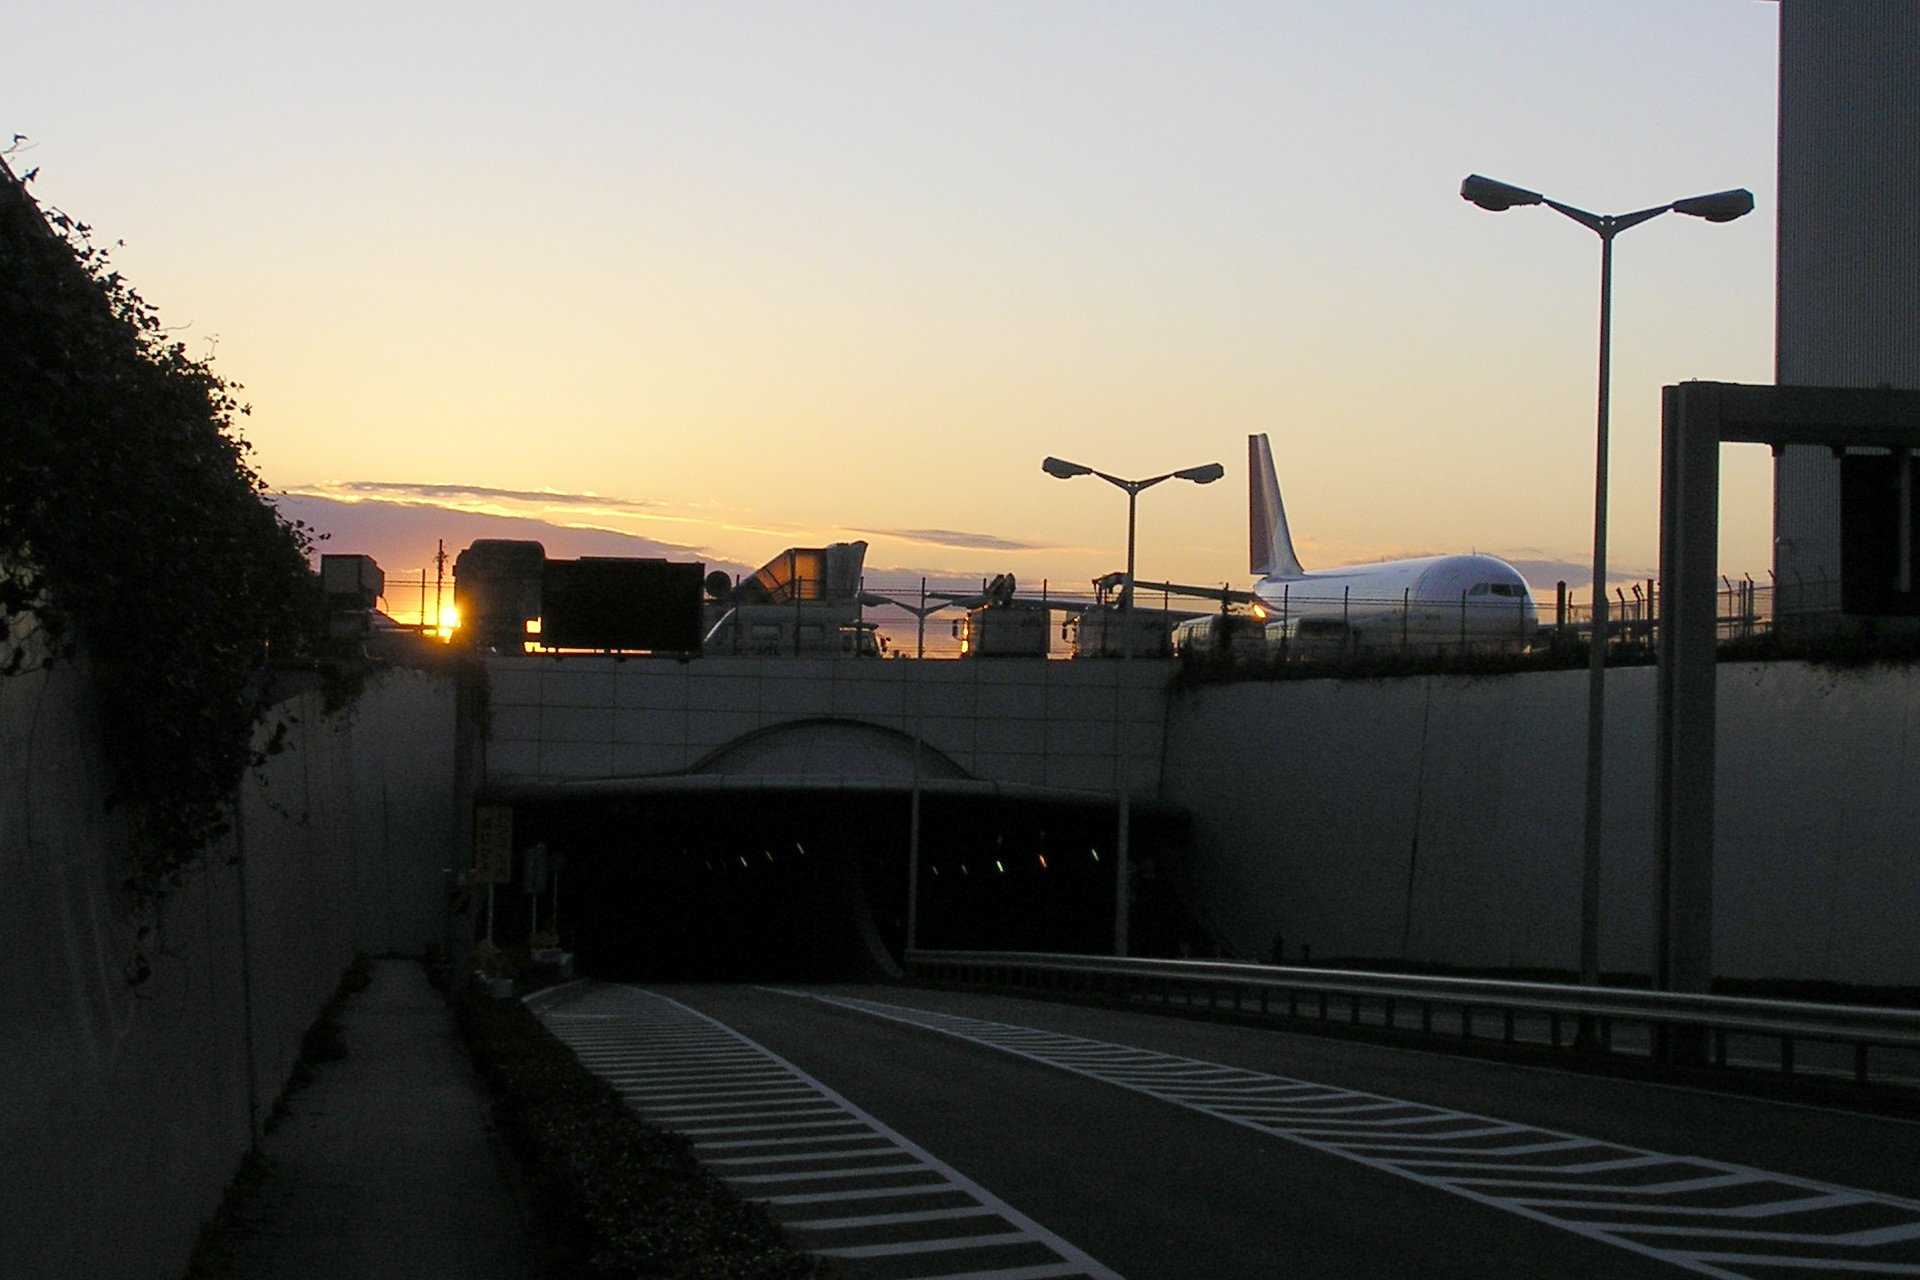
xmin=1461 ymin=175 xmax=1753 ymax=994
xmin=1043 ymin=455 xmax=1224 ymax=955
xmin=863 ymin=581 xmax=950 ymax=954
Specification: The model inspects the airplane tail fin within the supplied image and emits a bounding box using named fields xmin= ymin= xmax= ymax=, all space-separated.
xmin=1249 ymin=433 xmax=1305 ymax=578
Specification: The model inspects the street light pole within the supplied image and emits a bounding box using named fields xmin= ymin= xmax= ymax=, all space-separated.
xmin=1043 ymin=454 xmax=1224 ymax=956
xmin=1461 ymin=175 xmax=1753 ymax=993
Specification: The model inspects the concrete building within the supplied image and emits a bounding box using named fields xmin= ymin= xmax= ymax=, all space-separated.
xmin=1773 ymin=0 xmax=1920 ymax=626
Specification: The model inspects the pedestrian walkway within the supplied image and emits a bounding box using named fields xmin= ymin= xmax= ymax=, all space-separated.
xmin=213 ymin=959 xmax=531 ymax=1279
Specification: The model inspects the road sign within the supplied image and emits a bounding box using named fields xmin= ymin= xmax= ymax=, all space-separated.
xmin=473 ymin=805 xmax=514 ymax=885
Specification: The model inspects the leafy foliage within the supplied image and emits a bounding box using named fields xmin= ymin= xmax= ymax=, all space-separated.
xmin=455 ymin=990 xmax=832 ymax=1280
xmin=0 ymin=157 xmax=326 ymax=897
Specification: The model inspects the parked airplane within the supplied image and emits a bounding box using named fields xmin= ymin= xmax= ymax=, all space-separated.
xmin=1246 ymin=433 xmax=1537 ymax=652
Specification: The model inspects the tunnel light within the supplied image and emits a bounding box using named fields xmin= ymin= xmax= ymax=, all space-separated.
xmin=738 ymin=856 xmax=747 ymax=868
xmin=764 ymin=850 xmax=773 ymax=861
xmin=1090 ymin=848 xmax=1100 ymax=862
xmin=996 ymin=860 xmax=1005 ymax=873
xmin=1038 ymin=855 xmax=1047 ymax=868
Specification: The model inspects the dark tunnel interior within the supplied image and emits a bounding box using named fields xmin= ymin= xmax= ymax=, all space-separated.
xmin=486 ymin=790 xmax=1210 ymax=981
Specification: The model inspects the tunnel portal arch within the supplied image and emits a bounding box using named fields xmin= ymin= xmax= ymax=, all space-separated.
xmin=685 ymin=717 xmax=972 ymax=787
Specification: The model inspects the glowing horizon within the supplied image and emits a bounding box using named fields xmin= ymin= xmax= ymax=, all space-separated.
xmin=9 ymin=2 xmax=1781 ymax=595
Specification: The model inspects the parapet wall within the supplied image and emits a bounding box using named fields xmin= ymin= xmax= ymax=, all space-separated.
xmin=484 ymin=653 xmax=1171 ymax=796
xmin=1162 ymin=662 xmax=1920 ymax=986
xmin=0 ymin=661 xmax=455 ymax=1280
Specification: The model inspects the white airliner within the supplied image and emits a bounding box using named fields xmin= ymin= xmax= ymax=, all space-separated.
xmin=1247 ymin=434 xmax=1538 ymax=652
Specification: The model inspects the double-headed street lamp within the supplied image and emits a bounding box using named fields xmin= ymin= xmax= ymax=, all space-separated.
xmin=1461 ymin=174 xmax=1753 ymax=993
xmin=1043 ymin=454 xmax=1225 ymax=955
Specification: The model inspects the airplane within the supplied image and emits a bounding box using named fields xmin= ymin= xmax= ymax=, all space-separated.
xmin=1245 ymin=433 xmax=1537 ymax=652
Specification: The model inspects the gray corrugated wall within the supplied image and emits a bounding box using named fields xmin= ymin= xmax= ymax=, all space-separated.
xmin=1774 ymin=0 xmax=1920 ymax=616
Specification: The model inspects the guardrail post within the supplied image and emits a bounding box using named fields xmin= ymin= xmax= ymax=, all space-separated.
xmin=1421 ymin=1004 xmax=1432 ymax=1034
xmin=1714 ymin=1028 xmax=1728 ymax=1067
xmin=1549 ymin=1012 xmax=1561 ymax=1048
xmin=1259 ymin=989 xmax=1269 ymax=1015
xmin=1503 ymin=1010 xmax=1516 ymax=1043
xmin=1288 ymin=989 xmax=1298 ymax=1018
xmin=1350 ymin=997 xmax=1361 ymax=1026
xmin=1318 ymin=992 xmax=1328 ymax=1021
xmin=1383 ymin=998 xmax=1394 ymax=1029
xmin=1461 ymin=1006 xmax=1473 ymax=1039
xmin=1855 ymin=1043 xmax=1869 ymax=1085
xmin=1780 ymin=1036 xmax=1794 ymax=1077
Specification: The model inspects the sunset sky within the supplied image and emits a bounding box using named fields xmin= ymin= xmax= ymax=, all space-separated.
xmin=8 ymin=2 xmax=1781 ymax=610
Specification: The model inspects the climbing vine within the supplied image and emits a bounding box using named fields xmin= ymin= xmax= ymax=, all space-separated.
xmin=0 ymin=156 xmax=328 ymax=901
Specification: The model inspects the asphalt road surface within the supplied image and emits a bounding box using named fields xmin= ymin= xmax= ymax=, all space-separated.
xmin=532 ymin=982 xmax=1920 ymax=1280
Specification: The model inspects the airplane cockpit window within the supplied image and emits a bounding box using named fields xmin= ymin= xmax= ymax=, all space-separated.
xmin=1489 ymin=583 xmax=1524 ymax=598
xmin=1468 ymin=583 xmax=1491 ymax=596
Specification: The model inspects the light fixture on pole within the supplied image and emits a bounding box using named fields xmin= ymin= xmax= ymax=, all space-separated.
xmin=1042 ymin=454 xmax=1224 ymax=955
xmin=1461 ymin=173 xmax=1753 ymax=996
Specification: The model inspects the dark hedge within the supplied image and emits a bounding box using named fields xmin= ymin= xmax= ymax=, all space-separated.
xmin=454 ymin=989 xmax=834 ymax=1280
xmin=0 ymin=156 xmax=327 ymax=907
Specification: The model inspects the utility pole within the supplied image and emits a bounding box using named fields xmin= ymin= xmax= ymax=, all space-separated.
xmin=433 ymin=539 xmax=447 ymax=636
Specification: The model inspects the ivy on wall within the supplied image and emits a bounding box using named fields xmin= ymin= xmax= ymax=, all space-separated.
xmin=0 ymin=156 xmax=327 ymax=901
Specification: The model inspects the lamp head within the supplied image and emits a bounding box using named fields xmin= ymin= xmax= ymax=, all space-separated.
xmin=1174 ymin=462 xmax=1226 ymax=484
xmin=1671 ymin=188 xmax=1754 ymax=223
xmin=1461 ymin=174 xmax=1544 ymax=212
xmin=1042 ymin=456 xmax=1093 ymax=479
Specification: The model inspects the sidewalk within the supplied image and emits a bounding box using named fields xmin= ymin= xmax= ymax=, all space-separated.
xmin=212 ymin=959 xmax=531 ymax=1280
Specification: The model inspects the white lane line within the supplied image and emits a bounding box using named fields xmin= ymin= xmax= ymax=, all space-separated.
xmin=908 ymin=1266 xmax=1089 ymax=1280
xmin=535 ymin=985 xmax=1126 ymax=1280
xmin=698 ymin=1136 xmax=890 ymax=1159
xmin=681 ymin=1119 xmax=868 ymax=1136
xmin=762 ymin=1184 xmax=969 ymax=1206
xmin=788 ymin=990 xmax=1920 ymax=1280
xmin=787 ymin=1206 xmax=1003 ymax=1230
xmin=818 ymin=1231 xmax=1038 ymax=1259
xmin=708 ymin=1146 xmax=904 ymax=1166
xmin=729 ymin=1163 xmax=935 ymax=1184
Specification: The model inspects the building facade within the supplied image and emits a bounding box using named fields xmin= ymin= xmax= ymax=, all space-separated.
xmin=1773 ymin=0 xmax=1920 ymax=624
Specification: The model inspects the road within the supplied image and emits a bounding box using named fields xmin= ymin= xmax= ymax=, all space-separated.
xmin=530 ymin=982 xmax=1920 ymax=1280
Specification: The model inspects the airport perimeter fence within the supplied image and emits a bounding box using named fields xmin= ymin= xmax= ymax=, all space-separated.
xmin=868 ymin=575 xmax=1791 ymax=662
xmin=368 ymin=567 xmax=1806 ymax=660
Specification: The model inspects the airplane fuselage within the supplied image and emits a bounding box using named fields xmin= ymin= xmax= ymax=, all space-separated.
xmin=1253 ymin=553 xmax=1537 ymax=651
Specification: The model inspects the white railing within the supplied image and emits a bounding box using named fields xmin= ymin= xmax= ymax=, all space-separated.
xmin=905 ymin=949 xmax=1920 ymax=1087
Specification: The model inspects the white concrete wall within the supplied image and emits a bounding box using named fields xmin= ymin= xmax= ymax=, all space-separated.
xmin=0 ymin=661 xmax=455 ymax=1280
xmin=484 ymin=654 xmax=1170 ymax=797
xmin=1162 ymin=663 xmax=1920 ymax=986
xmin=347 ymin=668 xmax=459 ymax=953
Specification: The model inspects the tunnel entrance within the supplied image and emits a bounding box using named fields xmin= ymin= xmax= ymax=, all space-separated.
xmin=479 ymin=721 xmax=1204 ymax=979
xmin=492 ymin=788 xmax=1201 ymax=981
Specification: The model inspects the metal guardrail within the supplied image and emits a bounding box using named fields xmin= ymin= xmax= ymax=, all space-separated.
xmin=905 ymin=949 xmax=1920 ymax=1087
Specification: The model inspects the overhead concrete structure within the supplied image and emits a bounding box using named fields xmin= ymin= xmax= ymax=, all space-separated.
xmin=1773 ymin=0 xmax=1920 ymax=625
xmin=482 ymin=653 xmax=1169 ymax=802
